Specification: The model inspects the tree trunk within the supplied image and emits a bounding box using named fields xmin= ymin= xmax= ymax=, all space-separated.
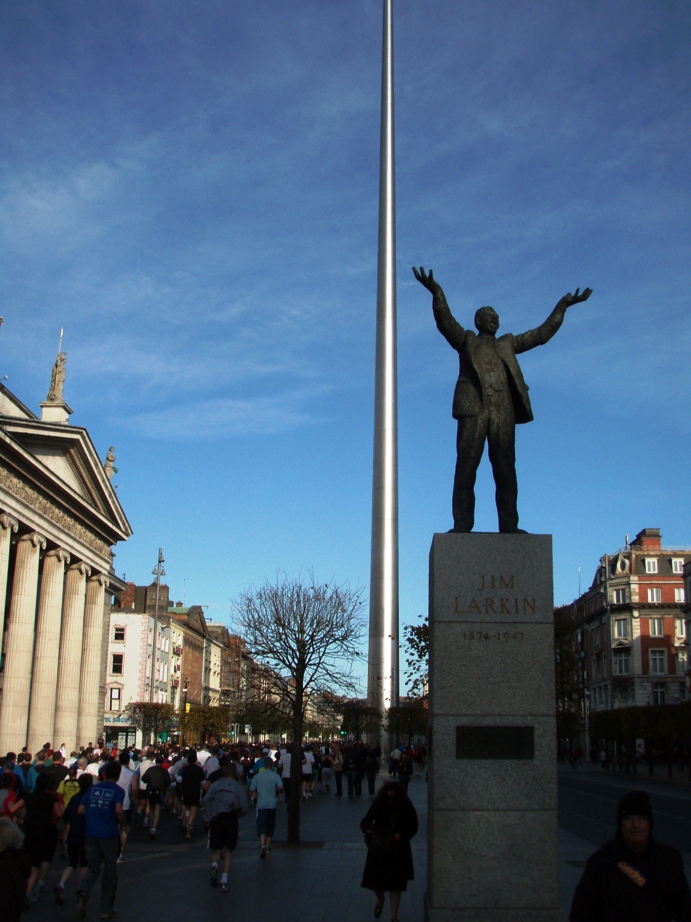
xmin=288 ymin=680 xmax=304 ymax=845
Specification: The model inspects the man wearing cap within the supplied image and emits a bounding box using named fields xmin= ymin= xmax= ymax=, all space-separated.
xmin=570 ymin=790 xmax=691 ymax=921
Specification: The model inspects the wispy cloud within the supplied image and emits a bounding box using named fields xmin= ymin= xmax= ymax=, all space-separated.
xmin=125 ymin=384 xmax=332 ymax=439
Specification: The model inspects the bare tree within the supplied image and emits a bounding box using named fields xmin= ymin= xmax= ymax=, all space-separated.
xmin=234 ymin=572 xmax=365 ymax=844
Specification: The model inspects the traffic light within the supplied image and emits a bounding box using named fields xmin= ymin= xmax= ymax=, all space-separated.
xmin=340 ymin=725 xmax=347 ymax=737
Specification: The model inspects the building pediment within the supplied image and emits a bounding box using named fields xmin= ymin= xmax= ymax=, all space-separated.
xmin=0 ymin=413 xmax=131 ymax=549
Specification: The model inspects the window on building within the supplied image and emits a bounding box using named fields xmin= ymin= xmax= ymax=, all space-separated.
xmin=652 ymin=682 xmax=666 ymax=705
xmin=113 ymin=626 xmax=125 ymax=642
xmin=613 ymin=652 xmax=630 ymax=675
xmin=645 ymin=558 xmax=658 ymax=574
xmin=679 ymin=682 xmax=687 ymax=701
xmin=650 ymin=650 xmax=666 ymax=674
xmin=675 ymin=619 xmax=686 ymax=637
xmin=614 ymin=618 xmax=629 ymax=640
xmin=109 ymin=688 xmax=121 ymax=711
xmin=675 ymin=587 xmax=686 ymax=604
xmin=648 ymin=588 xmax=662 ymax=604
xmin=672 ymin=558 xmax=684 ymax=574
xmin=649 ymin=617 xmax=664 ymax=636
xmin=111 ymin=653 xmax=124 ymax=675
xmin=677 ymin=650 xmax=688 ymax=675
xmin=614 ymin=588 xmax=627 ymax=605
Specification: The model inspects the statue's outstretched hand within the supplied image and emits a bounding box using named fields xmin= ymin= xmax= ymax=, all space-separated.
xmin=412 ymin=266 xmax=441 ymax=295
xmin=561 ymin=287 xmax=593 ymax=308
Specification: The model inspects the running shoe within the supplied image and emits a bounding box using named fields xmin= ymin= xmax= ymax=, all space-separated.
xmin=260 ymin=846 xmax=267 ymax=859
xmin=220 ymin=881 xmax=229 ymax=893
xmin=55 ymin=885 xmax=65 ymax=906
xmin=210 ymin=866 xmax=218 ymax=888
xmin=75 ymin=890 xmax=87 ymax=920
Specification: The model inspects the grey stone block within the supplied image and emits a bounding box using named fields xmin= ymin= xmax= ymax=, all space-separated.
xmin=430 ymin=620 xmax=555 ymax=716
xmin=427 ymin=533 xmax=558 ymax=920
xmin=425 ymin=895 xmax=562 ymax=922
xmin=428 ymin=715 xmax=557 ymax=812
xmin=427 ymin=809 xmax=559 ymax=910
xmin=430 ymin=533 xmax=553 ymax=625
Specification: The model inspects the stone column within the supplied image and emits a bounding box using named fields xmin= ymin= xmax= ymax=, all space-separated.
xmin=0 ymin=531 xmax=47 ymax=753
xmin=53 ymin=562 xmax=90 ymax=753
xmin=0 ymin=513 xmax=19 ymax=642
xmin=27 ymin=548 xmax=70 ymax=753
xmin=77 ymin=573 xmax=109 ymax=748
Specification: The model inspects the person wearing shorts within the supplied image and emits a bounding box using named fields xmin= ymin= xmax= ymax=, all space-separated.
xmin=141 ymin=756 xmax=171 ymax=840
xmin=249 ymin=756 xmax=283 ymax=858
xmin=11 ymin=771 xmax=64 ymax=901
xmin=54 ymin=773 xmax=93 ymax=905
xmin=179 ymin=751 xmax=205 ymax=838
xmin=201 ymin=762 xmax=248 ymax=892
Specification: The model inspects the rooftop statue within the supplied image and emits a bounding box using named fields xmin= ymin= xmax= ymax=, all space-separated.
xmin=413 ymin=267 xmax=592 ymax=533
xmin=46 ymin=351 xmax=67 ymax=403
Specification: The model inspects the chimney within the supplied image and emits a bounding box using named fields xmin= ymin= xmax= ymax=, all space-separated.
xmin=631 ymin=528 xmax=662 ymax=550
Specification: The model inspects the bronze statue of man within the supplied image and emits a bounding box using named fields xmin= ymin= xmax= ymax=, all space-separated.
xmin=413 ymin=267 xmax=592 ymax=533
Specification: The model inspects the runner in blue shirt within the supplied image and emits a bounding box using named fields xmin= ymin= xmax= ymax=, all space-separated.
xmin=75 ymin=761 xmax=127 ymax=920
xmin=248 ymin=756 xmax=283 ymax=858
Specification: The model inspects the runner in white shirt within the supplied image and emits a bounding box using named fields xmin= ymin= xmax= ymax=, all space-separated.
xmin=136 ymin=749 xmax=156 ymax=826
xmin=116 ymin=751 xmax=137 ymax=862
xmin=196 ymin=747 xmax=211 ymax=767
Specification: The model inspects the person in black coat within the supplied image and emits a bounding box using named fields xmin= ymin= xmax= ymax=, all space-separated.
xmin=360 ymin=781 xmax=418 ymax=921
xmin=570 ymin=790 xmax=691 ymax=922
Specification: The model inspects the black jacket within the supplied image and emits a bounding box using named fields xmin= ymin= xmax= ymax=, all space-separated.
xmin=570 ymin=835 xmax=691 ymax=922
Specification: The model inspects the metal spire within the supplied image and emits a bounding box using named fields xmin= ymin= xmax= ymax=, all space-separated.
xmin=368 ymin=0 xmax=399 ymax=740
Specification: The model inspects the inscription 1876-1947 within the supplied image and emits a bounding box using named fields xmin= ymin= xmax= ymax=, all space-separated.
xmin=454 ymin=574 xmax=536 ymax=616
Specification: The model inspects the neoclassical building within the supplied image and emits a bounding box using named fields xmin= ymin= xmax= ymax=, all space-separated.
xmin=0 ymin=369 xmax=131 ymax=755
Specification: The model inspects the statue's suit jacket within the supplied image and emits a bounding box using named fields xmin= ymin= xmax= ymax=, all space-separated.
xmin=432 ymin=290 xmax=568 ymax=425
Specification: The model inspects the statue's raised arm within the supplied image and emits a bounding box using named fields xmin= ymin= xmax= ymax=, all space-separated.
xmin=560 ymin=287 xmax=593 ymax=309
xmin=413 ymin=266 xmax=441 ymax=295
xmin=413 ymin=266 xmax=467 ymax=349
xmin=513 ymin=285 xmax=593 ymax=355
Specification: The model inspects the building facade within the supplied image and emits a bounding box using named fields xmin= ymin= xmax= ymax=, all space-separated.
xmin=0 ymin=378 xmax=131 ymax=754
xmin=102 ymin=610 xmax=172 ymax=748
xmin=570 ymin=528 xmax=689 ymax=714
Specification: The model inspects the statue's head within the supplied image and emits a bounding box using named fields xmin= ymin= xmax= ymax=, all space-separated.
xmin=474 ymin=306 xmax=499 ymax=335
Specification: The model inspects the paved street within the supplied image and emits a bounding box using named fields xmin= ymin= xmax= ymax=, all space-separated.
xmin=23 ymin=764 xmax=691 ymax=921
xmin=27 ymin=771 xmax=428 ymax=922
xmin=558 ymin=761 xmax=691 ymax=920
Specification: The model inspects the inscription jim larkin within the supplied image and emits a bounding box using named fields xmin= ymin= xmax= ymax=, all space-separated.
xmin=454 ymin=572 xmax=535 ymax=616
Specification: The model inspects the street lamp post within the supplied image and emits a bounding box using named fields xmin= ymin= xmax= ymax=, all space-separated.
xmin=149 ymin=548 xmax=166 ymax=705
xmin=182 ymin=677 xmax=189 ymax=745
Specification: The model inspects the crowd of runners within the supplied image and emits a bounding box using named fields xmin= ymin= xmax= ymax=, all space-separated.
xmin=0 ymin=738 xmax=427 ymax=918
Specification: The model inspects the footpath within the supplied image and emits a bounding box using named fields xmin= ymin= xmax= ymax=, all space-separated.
xmin=25 ymin=764 xmax=691 ymax=921
xmin=28 ymin=771 xmax=428 ymax=922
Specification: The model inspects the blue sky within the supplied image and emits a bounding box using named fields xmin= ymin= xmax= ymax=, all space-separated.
xmin=1 ymin=1 xmax=689 ymax=695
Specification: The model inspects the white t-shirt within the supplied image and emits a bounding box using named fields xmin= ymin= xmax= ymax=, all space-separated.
xmin=301 ymin=751 xmax=315 ymax=775
xmin=203 ymin=756 xmax=220 ymax=778
xmin=279 ymin=751 xmax=291 ymax=778
xmin=117 ymin=765 xmax=136 ymax=810
xmin=137 ymin=759 xmax=155 ymax=789
xmin=196 ymin=748 xmax=211 ymax=766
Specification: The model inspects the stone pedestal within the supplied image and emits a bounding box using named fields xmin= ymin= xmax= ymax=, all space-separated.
xmin=426 ymin=533 xmax=560 ymax=922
